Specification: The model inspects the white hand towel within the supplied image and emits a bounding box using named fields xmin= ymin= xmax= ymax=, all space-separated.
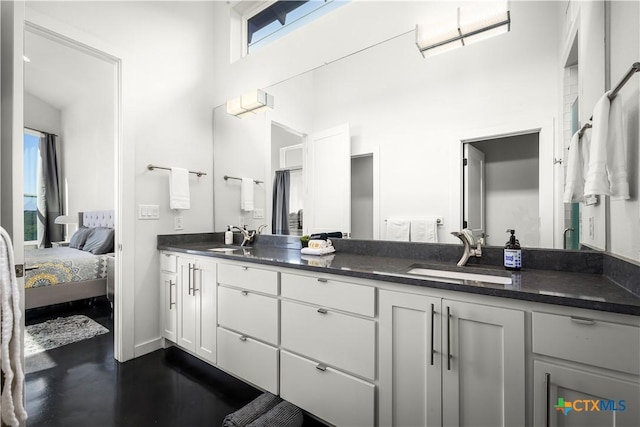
xmin=0 ymin=227 xmax=27 ymax=427
xmin=385 ymin=218 xmax=410 ymax=241
xmin=410 ymin=218 xmax=438 ymax=243
xmin=606 ymin=94 xmax=629 ymax=200
xmin=241 ymin=178 xmax=254 ymax=212
xmin=563 ymin=129 xmax=589 ymax=203
xmin=584 ymin=92 xmax=611 ymax=197
xmin=169 ymin=167 xmax=190 ymax=210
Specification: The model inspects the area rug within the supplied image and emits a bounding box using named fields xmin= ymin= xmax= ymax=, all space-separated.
xmin=25 ymin=315 xmax=109 ymax=356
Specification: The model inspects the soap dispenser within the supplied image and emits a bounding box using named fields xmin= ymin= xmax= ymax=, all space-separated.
xmin=225 ymin=226 xmax=233 ymax=245
xmin=504 ymin=229 xmax=522 ymax=271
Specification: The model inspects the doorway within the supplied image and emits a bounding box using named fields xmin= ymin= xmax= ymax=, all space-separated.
xmin=23 ymin=22 xmax=120 ymax=359
xmin=351 ymin=154 xmax=374 ymax=240
xmin=463 ymin=133 xmax=540 ymax=247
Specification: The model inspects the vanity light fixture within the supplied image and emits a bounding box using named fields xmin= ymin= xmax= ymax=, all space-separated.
xmin=226 ymin=89 xmax=274 ymax=118
xmin=416 ymin=5 xmax=510 ymax=58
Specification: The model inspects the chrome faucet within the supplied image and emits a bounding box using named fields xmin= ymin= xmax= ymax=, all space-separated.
xmin=232 ymin=226 xmax=255 ymax=247
xmin=257 ymin=224 xmax=268 ymax=235
xmin=451 ymin=230 xmax=483 ymax=266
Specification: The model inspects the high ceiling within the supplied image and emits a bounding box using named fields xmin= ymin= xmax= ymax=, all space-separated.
xmin=24 ymin=29 xmax=114 ymax=111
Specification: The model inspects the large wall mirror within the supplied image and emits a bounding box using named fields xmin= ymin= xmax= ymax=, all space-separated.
xmin=213 ymin=1 xmax=620 ymax=250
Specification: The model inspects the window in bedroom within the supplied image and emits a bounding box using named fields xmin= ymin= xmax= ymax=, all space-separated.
xmin=244 ymin=0 xmax=348 ymax=55
xmin=24 ymin=130 xmax=40 ymax=243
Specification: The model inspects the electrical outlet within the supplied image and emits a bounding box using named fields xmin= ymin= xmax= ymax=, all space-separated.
xmin=175 ymin=216 xmax=184 ymax=231
xmin=252 ymin=208 xmax=265 ymax=219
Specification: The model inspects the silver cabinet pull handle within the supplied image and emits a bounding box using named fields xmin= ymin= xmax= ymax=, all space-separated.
xmin=168 ymin=280 xmax=176 ymax=309
xmin=446 ymin=306 xmax=452 ymax=371
xmin=242 ymin=266 xmax=249 ymax=271
xmin=317 ymin=308 xmax=328 ymax=314
xmin=187 ymin=264 xmax=193 ymax=295
xmin=241 ymin=291 xmax=249 ymax=296
xmin=239 ymin=335 xmax=248 ymax=342
xmin=545 ymin=373 xmax=551 ymax=427
xmin=192 ymin=265 xmax=199 ymax=295
xmin=570 ymin=316 xmax=595 ymax=325
xmin=316 ymin=363 xmax=327 ymax=371
xmin=430 ymin=303 xmax=435 ymax=366
xmin=317 ymin=278 xmax=328 ymax=283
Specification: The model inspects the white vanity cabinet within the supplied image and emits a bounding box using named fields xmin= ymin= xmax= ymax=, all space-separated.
xmin=176 ymin=255 xmax=217 ymax=364
xmin=279 ymin=272 xmax=376 ymax=427
xmin=160 ymin=252 xmax=178 ymax=342
xmin=532 ymin=311 xmax=640 ymax=426
xmin=379 ymin=289 xmax=526 ymax=427
xmin=216 ymin=262 xmax=280 ymax=394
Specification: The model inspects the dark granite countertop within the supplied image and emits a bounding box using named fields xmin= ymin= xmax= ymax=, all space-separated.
xmin=157 ymin=236 xmax=640 ymax=316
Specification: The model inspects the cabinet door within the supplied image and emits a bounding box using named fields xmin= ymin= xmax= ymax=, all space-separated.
xmin=194 ymin=258 xmax=217 ymax=364
xmin=442 ymin=299 xmax=525 ymax=427
xmin=534 ymin=361 xmax=640 ymax=427
xmin=177 ymin=257 xmax=197 ymax=352
xmin=160 ymin=271 xmax=178 ymax=342
xmin=379 ymin=290 xmax=442 ymax=427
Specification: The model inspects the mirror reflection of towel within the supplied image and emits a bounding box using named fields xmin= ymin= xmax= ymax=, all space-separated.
xmin=410 ymin=218 xmax=438 ymax=243
xmin=385 ymin=218 xmax=410 ymax=241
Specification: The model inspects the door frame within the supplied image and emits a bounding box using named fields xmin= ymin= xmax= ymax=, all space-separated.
xmin=24 ymin=10 xmax=136 ymax=362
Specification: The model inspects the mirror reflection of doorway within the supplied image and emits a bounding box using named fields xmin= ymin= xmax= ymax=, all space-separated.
xmin=463 ymin=132 xmax=540 ymax=247
xmin=270 ymin=122 xmax=304 ymax=236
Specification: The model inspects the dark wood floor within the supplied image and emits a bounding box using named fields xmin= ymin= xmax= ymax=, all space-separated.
xmin=24 ymin=299 xmax=322 ymax=427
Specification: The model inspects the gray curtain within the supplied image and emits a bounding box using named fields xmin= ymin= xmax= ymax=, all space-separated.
xmin=272 ymin=170 xmax=290 ymax=235
xmin=37 ymin=133 xmax=63 ymax=248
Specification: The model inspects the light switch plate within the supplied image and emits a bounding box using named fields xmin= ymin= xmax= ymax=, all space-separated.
xmin=138 ymin=204 xmax=160 ymax=220
xmin=252 ymin=208 xmax=265 ymax=219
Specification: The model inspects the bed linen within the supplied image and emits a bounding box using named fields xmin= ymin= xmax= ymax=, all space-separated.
xmin=24 ymin=247 xmax=110 ymax=289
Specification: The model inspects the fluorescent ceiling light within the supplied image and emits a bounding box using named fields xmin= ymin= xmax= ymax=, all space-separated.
xmin=226 ymin=89 xmax=274 ymax=118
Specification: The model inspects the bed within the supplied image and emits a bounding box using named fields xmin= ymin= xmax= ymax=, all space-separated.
xmin=25 ymin=210 xmax=114 ymax=310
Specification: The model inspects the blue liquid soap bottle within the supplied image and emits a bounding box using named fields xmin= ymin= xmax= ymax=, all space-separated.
xmin=504 ymin=229 xmax=522 ymax=271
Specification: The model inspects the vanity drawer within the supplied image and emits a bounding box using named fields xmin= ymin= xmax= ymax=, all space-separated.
xmin=281 ymin=300 xmax=375 ymax=380
xmin=532 ymin=311 xmax=640 ymax=375
xmin=160 ymin=252 xmax=177 ymax=273
xmin=280 ymin=350 xmax=374 ymax=427
xmin=217 ymin=327 xmax=279 ymax=394
xmin=217 ymin=263 xmax=278 ymax=295
xmin=281 ymin=272 xmax=375 ymax=317
xmin=218 ymin=286 xmax=279 ymax=345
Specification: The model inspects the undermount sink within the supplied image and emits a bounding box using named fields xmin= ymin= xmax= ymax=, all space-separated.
xmin=405 ymin=265 xmax=513 ymax=285
xmin=207 ymin=247 xmax=239 ymax=253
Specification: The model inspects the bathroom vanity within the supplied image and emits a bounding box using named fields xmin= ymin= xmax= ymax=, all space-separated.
xmin=158 ymin=235 xmax=640 ymax=427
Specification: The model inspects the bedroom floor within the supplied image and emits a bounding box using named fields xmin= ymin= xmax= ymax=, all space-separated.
xmin=24 ymin=299 xmax=324 ymax=427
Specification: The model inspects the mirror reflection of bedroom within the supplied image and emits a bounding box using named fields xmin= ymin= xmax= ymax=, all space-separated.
xmin=23 ymin=27 xmax=117 ymax=369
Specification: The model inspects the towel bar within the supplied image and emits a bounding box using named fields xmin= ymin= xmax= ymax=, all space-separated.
xmin=224 ymin=175 xmax=263 ymax=184
xmin=147 ymin=164 xmax=206 ymax=177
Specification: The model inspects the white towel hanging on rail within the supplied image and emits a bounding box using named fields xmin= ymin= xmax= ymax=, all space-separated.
xmin=0 ymin=226 xmax=27 ymax=427
xmin=169 ymin=167 xmax=191 ymax=210
xmin=241 ymin=177 xmax=254 ymax=212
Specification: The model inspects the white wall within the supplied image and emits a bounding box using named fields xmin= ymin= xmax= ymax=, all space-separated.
xmin=608 ymin=0 xmax=640 ymax=262
xmin=213 ymin=1 xmax=562 ymax=246
xmin=27 ymin=1 xmax=216 ymax=357
xmin=24 ymin=92 xmax=60 ymax=134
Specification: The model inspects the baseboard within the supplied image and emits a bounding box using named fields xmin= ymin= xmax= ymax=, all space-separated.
xmin=134 ymin=337 xmax=163 ymax=358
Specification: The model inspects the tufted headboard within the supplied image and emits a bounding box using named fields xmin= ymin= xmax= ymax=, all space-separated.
xmin=78 ymin=210 xmax=115 ymax=228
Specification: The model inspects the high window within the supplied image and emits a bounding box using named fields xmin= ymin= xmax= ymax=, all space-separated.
xmin=245 ymin=0 xmax=348 ymax=54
